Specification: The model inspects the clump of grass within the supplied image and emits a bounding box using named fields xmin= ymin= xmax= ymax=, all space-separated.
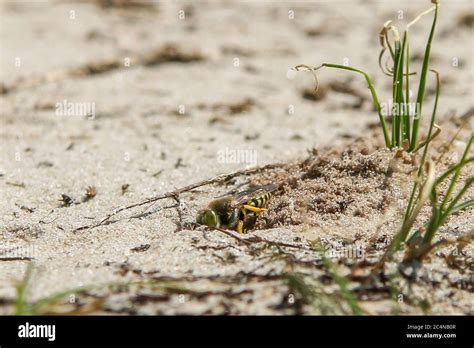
xmin=285 ymin=272 xmax=362 ymax=315
xmin=386 ymin=134 xmax=473 ymax=262
xmin=14 ymin=263 xmax=100 ymax=315
xmin=285 ymin=273 xmax=337 ymax=314
xmin=13 ymin=263 xmax=190 ymax=315
xmin=294 ymin=0 xmax=471 ymax=264
xmin=295 ymin=1 xmax=440 ymax=152
xmin=381 ymin=129 xmax=472 ymax=309
xmin=284 ymin=241 xmax=364 ymax=315
xmin=14 ymin=263 xmax=33 ymax=315
xmin=315 ymin=241 xmax=364 ymax=315
xmin=377 ymin=109 xmax=472 ymax=266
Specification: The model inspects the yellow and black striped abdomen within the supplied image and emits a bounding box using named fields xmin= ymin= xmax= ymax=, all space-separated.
xmin=247 ymin=192 xmax=272 ymax=208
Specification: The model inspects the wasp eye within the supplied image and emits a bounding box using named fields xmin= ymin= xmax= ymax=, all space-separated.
xmin=196 ymin=209 xmax=218 ymax=227
xmin=204 ymin=210 xmax=218 ymax=226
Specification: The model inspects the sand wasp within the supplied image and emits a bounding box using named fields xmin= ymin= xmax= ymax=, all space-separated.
xmin=196 ymin=184 xmax=277 ymax=233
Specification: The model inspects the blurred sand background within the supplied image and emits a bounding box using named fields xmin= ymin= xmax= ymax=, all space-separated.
xmin=0 ymin=0 xmax=472 ymax=314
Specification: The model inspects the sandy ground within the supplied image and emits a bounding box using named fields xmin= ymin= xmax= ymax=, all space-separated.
xmin=0 ymin=0 xmax=473 ymax=315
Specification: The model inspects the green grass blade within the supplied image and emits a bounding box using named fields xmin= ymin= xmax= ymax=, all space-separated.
xmin=410 ymin=4 xmax=439 ymax=151
xmin=323 ymin=260 xmax=364 ymax=315
xmin=442 ymin=177 xmax=474 ymax=222
xmin=392 ymin=40 xmax=401 ymax=147
xmin=395 ymin=161 xmax=436 ymax=250
xmin=320 ymin=63 xmax=391 ymax=148
xmin=450 ymin=199 xmax=474 ymax=214
xmin=394 ymin=33 xmax=407 ymax=147
xmin=440 ymin=134 xmax=473 ymax=210
xmin=435 ymin=157 xmax=474 ymax=186
xmin=423 ymin=190 xmax=441 ymax=244
xmin=15 ymin=263 xmax=34 ymax=315
xmin=403 ymin=69 xmax=440 ymax=223
xmin=314 ymin=242 xmax=364 ymax=315
xmin=404 ymin=38 xmax=411 ymax=144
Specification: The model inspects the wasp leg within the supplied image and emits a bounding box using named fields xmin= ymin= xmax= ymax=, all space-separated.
xmin=243 ymin=213 xmax=257 ymax=232
xmin=236 ymin=220 xmax=245 ymax=233
xmin=242 ymin=205 xmax=266 ymax=214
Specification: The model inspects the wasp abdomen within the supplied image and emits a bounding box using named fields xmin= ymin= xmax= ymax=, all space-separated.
xmin=248 ymin=192 xmax=272 ymax=208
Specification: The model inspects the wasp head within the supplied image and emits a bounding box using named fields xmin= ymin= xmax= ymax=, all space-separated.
xmin=196 ymin=208 xmax=220 ymax=227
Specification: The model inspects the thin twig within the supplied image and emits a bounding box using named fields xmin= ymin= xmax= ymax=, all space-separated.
xmin=73 ymin=162 xmax=286 ymax=233
xmin=205 ymin=225 xmax=313 ymax=251
xmin=172 ymin=194 xmax=184 ymax=232
xmin=0 ymin=257 xmax=34 ymax=262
